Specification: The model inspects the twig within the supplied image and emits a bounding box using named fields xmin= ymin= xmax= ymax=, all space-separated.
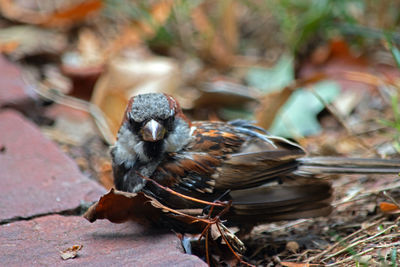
xmin=333 ymin=180 xmax=400 ymax=206
xmin=307 ymin=218 xmax=385 ymax=263
xmin=205 ymin=229 xmax=210 ymax=266
xmin=376 ymin=241 xmax=400 ymax=248
xmin=325 ymin=247 xmax=375 ymax=266
xmin=322 ymin=224 xmax=398 ymax=261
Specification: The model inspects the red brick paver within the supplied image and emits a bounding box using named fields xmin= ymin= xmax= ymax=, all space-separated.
xmin=0 ymin=110 xmax=106 ymax=222
xmin=0 ymin=215 xmax=206 ymax=267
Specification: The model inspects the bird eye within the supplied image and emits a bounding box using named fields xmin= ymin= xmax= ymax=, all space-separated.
xmin=164 ymin=116 xmax=175 ymax=131
xmin=128 ymin=118 xmax=142 ymax=133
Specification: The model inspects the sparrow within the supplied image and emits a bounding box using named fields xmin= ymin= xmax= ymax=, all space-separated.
xmin=110 ymin=93 xmax=400 ymax=228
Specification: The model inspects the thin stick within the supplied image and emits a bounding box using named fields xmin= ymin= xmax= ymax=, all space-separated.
xmin=307 ymin=218 xmax=385 ymax=263
xmin=325 ymin=248 xmax=375 ymax=266
xmin=155 ymin=202 xmax=210 ymax=224
xmin=198 ymin=205 xmax=216 ymax=240
xmin=333 ymin=180 xmax=400 ymax=206
xmin=323 ymin=224 xmax=398 ymax=261
xmin=205 ymin=230 xmax=210 ymax=266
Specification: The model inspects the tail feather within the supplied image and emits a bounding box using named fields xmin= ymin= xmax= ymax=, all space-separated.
xmin=228 ymin=179 xmax=332 ymax=223
xmin=297 ymin=157 xmax=400 ymax=175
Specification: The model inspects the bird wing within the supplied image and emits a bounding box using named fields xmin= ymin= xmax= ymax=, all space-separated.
xmin=152 ymin=121 xmax=306 ymax=194
xmin=228 ymin=176 xmax=332 ymax=222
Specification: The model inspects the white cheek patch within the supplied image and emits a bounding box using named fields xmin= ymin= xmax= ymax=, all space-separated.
xmin=134 ymin=140 xmax=149 ymax=162
xmin=165 ymin=119 xmax=193 ymax=153
xmin=113 ymin=124 xmax=150 ymax=168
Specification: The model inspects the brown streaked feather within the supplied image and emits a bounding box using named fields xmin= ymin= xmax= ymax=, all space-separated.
xmin=153 ymin=152 xmax=221 ymax=194
xmin=190 ymin=121 xmax=245 ymax=155
xmin=152 ymin=121 xmax=308 ymax=194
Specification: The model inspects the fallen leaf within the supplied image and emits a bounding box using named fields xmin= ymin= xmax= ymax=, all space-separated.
xmin=269 ymin=80 xmax=340 ymax=138
xmin=41 ymin=0 xmax=103 ymax=27
xmin=60 ymin=245 xmax=83 ymax=260
xmin=256 ymin=86 xmax=293 ymax=130
xmin=83 ymin=189 xmax=208 ymax=233
xmin=380 ymin=202 xmax=400 ymax=213
xmin=246 ymin=54 xmax=295 ymax=92
xmin=256 ymin=73 xmax=326 ymax=131
xmin=0 ymin=0 xmax=102 ymax=28
xmin=84 ymin=189 xmax=163 ymax=224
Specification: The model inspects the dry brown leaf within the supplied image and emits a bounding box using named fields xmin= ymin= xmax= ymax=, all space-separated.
xmin=0 ymin=0 xmax=102 ymax=27
xmin=60 ymin=245 xmax=83 ymax=260
xmin=380 ymin=202 xmax=400 ymax=213
xmin=83 ymin=189 xmax=208 ymax=233
xmin=255 ymin=86 xmax=293 ymax=130
xmin=84 ymin=189 xmax=163 ymax=224
xmin=41 ymin=0 xmax=102 ymax=27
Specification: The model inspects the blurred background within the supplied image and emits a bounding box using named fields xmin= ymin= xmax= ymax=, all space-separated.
xmin=1 ymin=0 xmax=400 ymax=143
xmin=1 ymin=1 xmax=400 ymax=265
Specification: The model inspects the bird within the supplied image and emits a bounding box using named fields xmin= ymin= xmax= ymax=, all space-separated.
xmin=110 ymin=92 xmax=400 ymax=230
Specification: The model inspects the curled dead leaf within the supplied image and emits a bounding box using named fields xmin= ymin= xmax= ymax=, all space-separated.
xmin=83 ymin=188 xmax=163 ymax=224
xmin=60 ymin=244 xmax=83 ymax=260
xmin=83 ymin=189 xmax=209 ymax=233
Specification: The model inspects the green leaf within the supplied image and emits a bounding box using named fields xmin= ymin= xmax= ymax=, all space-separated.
xmin=385 ymin=33 xmax=400 ymax=70
xmin=246 ymin=54 xmax=294 ymax=93
xmin=269 ymin=80 xmax=340 ymax=137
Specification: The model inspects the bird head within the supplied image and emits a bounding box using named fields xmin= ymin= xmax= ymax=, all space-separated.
xmin=113 ymin=93 xmax=192 ymax=165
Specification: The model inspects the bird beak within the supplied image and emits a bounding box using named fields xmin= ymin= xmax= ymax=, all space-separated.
xmin=141 ymin=119 xmax=166 ymax=142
